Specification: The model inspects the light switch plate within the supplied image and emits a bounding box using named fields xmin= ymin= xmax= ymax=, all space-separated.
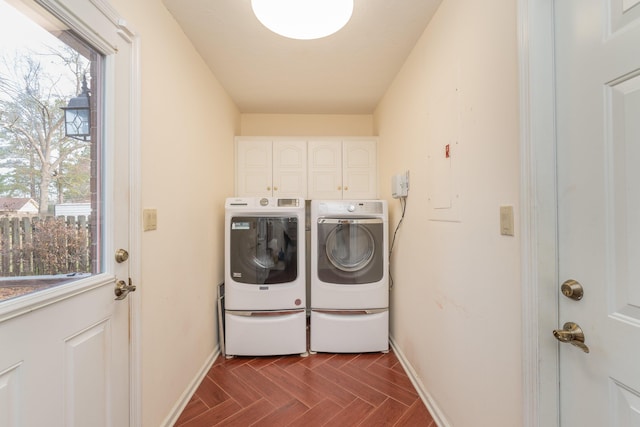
xmin=143 ymin=208 xmax=157 ymax=231
xmin=500 ymin=206 xmax=514 ymax=236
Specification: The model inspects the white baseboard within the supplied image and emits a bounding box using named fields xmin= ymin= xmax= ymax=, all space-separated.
xmin=389 ymin=336 xmax=451 ymax=427
xmin=162 ymin=346 xmax=220 ymax=427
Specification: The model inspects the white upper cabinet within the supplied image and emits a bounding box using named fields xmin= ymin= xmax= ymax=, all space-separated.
xmin=235 ymin=139 xmax=272 ymax=197
xmin=341 ymin=139 xmax=377 ymax=199
xmin=307 ymin=140 xmax=343 ymax=199
xmin=235 ymin=138 xmax=307 ymax=198
xmin=273 ymin=140 xmax=308 ymax=197
xmin=235 ymin=137 xmax=377 ymax=200
xmin=308 ymin=139 xmax=377 ymax=200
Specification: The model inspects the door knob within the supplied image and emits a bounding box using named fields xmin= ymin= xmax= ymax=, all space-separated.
xmin=114 ymin=278 xmax=136 ymax=300
xmin=553 ymin=322 xmax=590 ymax=353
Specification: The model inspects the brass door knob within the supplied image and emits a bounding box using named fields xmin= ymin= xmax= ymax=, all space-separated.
xmin=553 ymin=322 xmax=589 ymax=353
xmin=114 ymin=278 xmax=136 ymax=301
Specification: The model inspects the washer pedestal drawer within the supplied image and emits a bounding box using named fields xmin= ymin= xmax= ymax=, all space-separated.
xmin=225 ymin=310 xmax=307 ymax=357
xmin=310 ymin=309 xmax=389 ymax=353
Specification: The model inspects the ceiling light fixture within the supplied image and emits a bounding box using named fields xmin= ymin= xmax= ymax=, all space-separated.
xmin=251 ymin=0 xmax=354 ymax=40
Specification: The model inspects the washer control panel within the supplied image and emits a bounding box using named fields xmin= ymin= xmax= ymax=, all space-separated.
xmin=226 ymin=197 xmax=303 ymax=210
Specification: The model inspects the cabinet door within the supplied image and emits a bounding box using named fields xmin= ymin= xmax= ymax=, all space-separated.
xmin=343 ymin=139 xmax=377 ymax=199
xmin=308 ymin=140 xmax=343 ymax=199
xmin=273 ymin=140 xmax=307 ymax=198
xmin=236 ymin=140 xmax=273 ymax=197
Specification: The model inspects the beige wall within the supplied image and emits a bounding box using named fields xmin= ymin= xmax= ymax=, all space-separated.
xmin=374 ymin=0 xmax=522 ymax=425
xmin=240 ymin=114 xmax=374 ymax=136
xmin=108 ymin=1 xmax=239 ymax=425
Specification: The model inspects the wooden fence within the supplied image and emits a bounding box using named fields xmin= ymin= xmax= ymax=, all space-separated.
xmin=0 ymin=215 xmax=92 ymax=277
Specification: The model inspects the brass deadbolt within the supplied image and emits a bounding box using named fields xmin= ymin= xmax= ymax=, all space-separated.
xmin=115 ymin=248 xmax=129 ymax=263
xmin=561 ymin=279 xmax=583 ymax=301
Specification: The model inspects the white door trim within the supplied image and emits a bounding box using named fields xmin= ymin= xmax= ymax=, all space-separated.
xmin=54 ymin=0 xmax=142 ymax=424
xmin=518 ymin=0 xmax=559 ymax=426
xmin=123 ymin=19 xmax=142 ymax=427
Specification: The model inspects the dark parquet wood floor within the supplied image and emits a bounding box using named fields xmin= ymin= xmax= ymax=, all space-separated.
xmin=174 ymin=348 xmax=435 ymax=426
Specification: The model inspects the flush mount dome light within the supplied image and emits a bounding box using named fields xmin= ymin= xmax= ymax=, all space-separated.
xmin=251 ymin=0 xmax=354 ymax=40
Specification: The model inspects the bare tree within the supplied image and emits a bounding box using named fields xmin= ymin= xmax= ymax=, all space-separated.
xmin=0 ymin=46 xmax=90 ymax=213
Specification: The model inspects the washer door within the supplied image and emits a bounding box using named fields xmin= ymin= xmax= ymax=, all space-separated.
xmin=229 ymin=216 xmax=298 ymax=285
xmin=316 ymin=218 xmax=383 ymax=284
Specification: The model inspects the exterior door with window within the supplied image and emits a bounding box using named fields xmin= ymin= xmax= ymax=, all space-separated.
xmin=555 ymin=0 xmax=640 ymax=424
xmin=0 ymin=0 xmax=136 ymax=425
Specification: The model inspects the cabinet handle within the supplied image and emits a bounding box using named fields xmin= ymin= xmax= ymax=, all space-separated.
xmin=344 ymin=186 xmax=349 ymax=191
xmin=337 ymin=186 xmax=342 ymax=190
xmin=273 ymin=186 xmax=278 ymax=191
xmin=267 ymin=186 xmax=271 ymax=191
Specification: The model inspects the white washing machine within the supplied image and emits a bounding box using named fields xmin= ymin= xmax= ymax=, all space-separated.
xmin=224 ymin=197 xmax=307 ymax=357
xmin=310 ymin=200 xmax=389 ymax=353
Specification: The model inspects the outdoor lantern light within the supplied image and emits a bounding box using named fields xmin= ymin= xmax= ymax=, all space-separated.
xmin=62 ymin=76 xmax=91 ymax=141
xmin=251 ymin=0 xmax=353 ymax=40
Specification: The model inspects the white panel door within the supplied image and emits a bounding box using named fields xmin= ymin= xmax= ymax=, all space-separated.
xmin=555 ymin=0 xmax=640 ymax=425
xmin=0 ymin=0 xmax=136 ymax=425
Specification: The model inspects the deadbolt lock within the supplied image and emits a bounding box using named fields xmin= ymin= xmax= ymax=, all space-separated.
xmin=115 ymin=249 xmax=129 ymax=263
xmin=561 ymin=279 xmax=583 ymax=301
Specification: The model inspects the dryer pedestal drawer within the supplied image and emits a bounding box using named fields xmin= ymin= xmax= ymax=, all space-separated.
xmin=225 ymin=310 xmax=307 ymax=357
xmin=310 ymin=309 xmax=389 ymax=353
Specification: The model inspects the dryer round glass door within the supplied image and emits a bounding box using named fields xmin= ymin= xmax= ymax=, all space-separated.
xmin=316 ymin=218 xmax=383 ymax=284
xmin=325 ymin=224 xmax=375 ymax=272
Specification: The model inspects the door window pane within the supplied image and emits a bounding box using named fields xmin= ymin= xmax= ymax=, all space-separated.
xmin=0 ymin=0 xmax=102 ymax=302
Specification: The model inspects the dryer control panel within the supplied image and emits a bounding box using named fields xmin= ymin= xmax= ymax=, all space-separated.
xmin=316 ymin=200 xmax=386 ymax=216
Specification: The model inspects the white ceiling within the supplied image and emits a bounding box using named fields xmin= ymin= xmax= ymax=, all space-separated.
xmin=162 ymin=0 xmax=442 ymax=114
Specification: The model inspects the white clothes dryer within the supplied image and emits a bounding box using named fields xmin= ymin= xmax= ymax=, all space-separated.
xmin=310 ymin=200 xmax=389 ymax=353
xmin=224 ymin=197 xmax=306 ymax=357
